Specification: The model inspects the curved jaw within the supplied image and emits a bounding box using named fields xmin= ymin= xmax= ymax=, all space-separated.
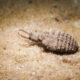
xmin=18 ymin=29 xmax=30 ymax=39
xmin=18 ymin=29 xmax=39 ymax=42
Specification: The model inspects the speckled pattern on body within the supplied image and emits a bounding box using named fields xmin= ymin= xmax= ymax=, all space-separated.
xmin=19 ymin=30 xmax=78 ymax=53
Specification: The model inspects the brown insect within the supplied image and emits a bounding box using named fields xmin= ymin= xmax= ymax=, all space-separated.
xmin=18 ymin=29 xmax=79 ymax=53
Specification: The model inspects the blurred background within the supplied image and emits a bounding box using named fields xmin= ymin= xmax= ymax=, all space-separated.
xmin=0 ymin=0 xmax=80 ymax=29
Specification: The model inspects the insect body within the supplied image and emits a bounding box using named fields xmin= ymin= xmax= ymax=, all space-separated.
xmin=19 ymin=29 xmax=78 ymax=53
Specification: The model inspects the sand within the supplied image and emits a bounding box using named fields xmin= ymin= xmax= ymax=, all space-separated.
xmin=0 ymin=0 xmax=80 ymax=80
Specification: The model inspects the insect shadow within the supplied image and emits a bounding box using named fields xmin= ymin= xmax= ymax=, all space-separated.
xmin=44 ymin=48 xmax=76 ymax=55
xmin=36 ymin=42 xmax=76 ymax=55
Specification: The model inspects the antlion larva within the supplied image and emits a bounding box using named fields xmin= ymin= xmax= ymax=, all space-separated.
xmin=18 ymin=29 xmax=79 ymax=53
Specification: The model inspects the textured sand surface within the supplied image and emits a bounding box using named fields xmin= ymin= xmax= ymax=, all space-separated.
xmin=0 ymin=0 xmax=80 ymax=80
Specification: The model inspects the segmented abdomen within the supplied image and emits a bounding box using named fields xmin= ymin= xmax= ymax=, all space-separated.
xmin=56 ymin=31 xmax=78 ymax=53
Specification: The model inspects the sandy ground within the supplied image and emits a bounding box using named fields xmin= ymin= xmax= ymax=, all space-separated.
xmin=0 ymin=0 xmax=80 ymax=80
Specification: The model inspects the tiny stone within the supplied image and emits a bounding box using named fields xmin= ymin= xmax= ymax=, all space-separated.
xmin=53 ymin=5 xmax=57 ymax=8
xmin=32 ymin=72 xmax=36 ymax=76
xmin=3 ymin=47 xmax=6 ymax=50
xmin=28 ymin=0 xmax=32 ymax=4
xmin=54 ymin=18 xmax=60 ymax=22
